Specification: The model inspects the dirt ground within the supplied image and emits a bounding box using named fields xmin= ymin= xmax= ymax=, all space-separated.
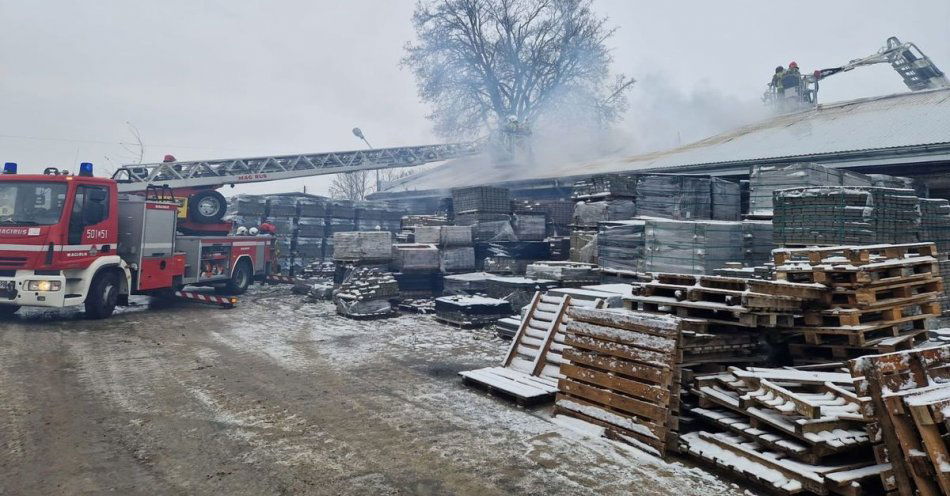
xmin=0 ymin=285 xmax=749 ymax=496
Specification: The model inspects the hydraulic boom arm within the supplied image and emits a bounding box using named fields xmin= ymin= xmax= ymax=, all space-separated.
xmin=112 ymin=141 xmax=484 ymax=193
xmin=810 ymin=36 xmax=949 ymax=91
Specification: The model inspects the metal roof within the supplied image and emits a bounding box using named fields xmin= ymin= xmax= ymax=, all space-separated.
xmin=386 ymin=88 xmax=950 ymax=192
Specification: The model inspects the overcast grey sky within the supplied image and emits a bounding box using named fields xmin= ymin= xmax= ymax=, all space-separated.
xmin=1 ymin=0 xmax=948 ymax=196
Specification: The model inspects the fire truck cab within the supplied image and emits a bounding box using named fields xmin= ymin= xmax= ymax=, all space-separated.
xmin=0 ymin=162 xmax=272 ymax=319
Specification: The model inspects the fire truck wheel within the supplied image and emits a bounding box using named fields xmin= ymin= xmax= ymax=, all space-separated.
xmin=225 ymin=260 xmax=252 ymax=295
xmin=188 ymin=190 xmax=227 ymax=224
xmin=85 ymin=271 xmax=119 ymax=319
xmin=0 ymin=305 xmax=19 ymax=317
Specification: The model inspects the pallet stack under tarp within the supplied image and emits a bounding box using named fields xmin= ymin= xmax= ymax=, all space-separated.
xmin=773 ymin=243 xmax=943 ymax=362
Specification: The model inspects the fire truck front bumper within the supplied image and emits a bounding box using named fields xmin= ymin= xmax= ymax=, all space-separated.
xmin=0 ymin=272 xmax=68 ymax=308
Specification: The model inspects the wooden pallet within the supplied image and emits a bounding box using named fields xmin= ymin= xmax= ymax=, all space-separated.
xmin=788 ymin=330 xmax=929 ymax=361
xmin=776 ymin=257 xmax=939 ymax=286
xmin=795 ymin=315 xmax=933 ymax=347
xmin=554 ymin=307 xmax=685 ymax=457
xmin=459 ymin=292 xmax=603 ymax=404
xmin=627 ymin=295 xmax=794 ymax=328
xmin=804 ymin=295 xmax=941 ymax=328
xmin=773 ymin=242 xmax=938 ymax=266
xmin=682 ymin=431 xmax=882 ymax=496
xmin=846 ymin=346 xmax=950 ymax=496
xmin=824 ymin=277 xmax=944 ymax=307
xmin=646 ymin=273 xmax=825 ymax=310
xmin=903 ymin=390 xmax=950 ymax=495
xmin=691 ymin=369 xmax=869 ymax=459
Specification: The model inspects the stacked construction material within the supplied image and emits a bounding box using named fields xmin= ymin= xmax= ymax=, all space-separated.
xmin=846 ymin=345 xmax=950 ymax=496
xmin=401 ymin=214 xmax=447 ymax=230
xmin=324 ymin=200 xmax=356 ymax=259
xmin=547 ymin=237 xmax=571 ymax=261
xmin=597 ymin=220 xmax=646 ymax=272
xmin=392 ymin=243 xmax=442 ymax=297
xmin=434 ymin=295 xmax=512 ymax=326
xmin=477 ymin=241 xmax=551 ymax=274
xmin=392 ymin=244 xmax=439 ymax=271
xmin=741 ymin=219 xmax=774 ymax=267
xmin=512 ymin=199 xmax=574 ymax=236
xmin=919 ymin=198 xmax=950 ymax=311
xmin=265 ymin=195 xmax=302 ymax=273
xmin=524 ymin=261 xmax=598 ymax=287
xmin=634 ymin=174 xmax=740 ymax=221
xmin=684 ymin=367 xmax=881 ymax=495
xmin=511 ymin=213 xmax=547 ymax=241
xmin=332 ymin=231 xmax=393 ymax=262
xmin=773 ymin=243 xmax=943 ymax=362
xmin=773 ymin=186 xmax=921 ymax=246
xmin=442 ymin=272 xmax=497 ymax=295
xmin=297 ymin=197 xmax=328 ymax=264
xmin=486 ymin=276 xmax=559 ymax=311
xmin=642 ymin=218 xmax=745 ymax=275
xmin=571 ymin=175 xmax=635 ymax=266
xmin=569 ymin=231 xmax=598 ymax=264
xmin=599 ymin=218 xmax=743 ymax=274
xmin=452 ymin=186 xmax=513 ymax=242
xmin=355 ymin=201 xmax=403 ymax=233
xmin=224 ymin=194 xmax=266 ymax=227
xmin=414 ymin=225 xmax=476 ymax=273
xmin=748 ymin=162 xmax=873 ymax=217
xmin=334 ymin=268 xmax=399 ymax=318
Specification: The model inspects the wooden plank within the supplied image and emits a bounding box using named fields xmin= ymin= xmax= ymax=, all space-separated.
xmin=530 ymin=296 xmax=569 ymax=376
xmin=565 ymin=334 xmax=675 ymax=368
xmin=560 ymin=363 xmax=670 ymax=405
xmin=562 ymin=348 xmax=671 ymax=386
xmin=558 ymin=378 xmax=668 ymax=425
xmin=567 ymin=320 xmax=678 ymax=352
xmin=503 ymin=291 xmax=540 ymax=367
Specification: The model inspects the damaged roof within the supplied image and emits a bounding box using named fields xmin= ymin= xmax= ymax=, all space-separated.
xmin=385 ymin=88 xmax=950 ymax=193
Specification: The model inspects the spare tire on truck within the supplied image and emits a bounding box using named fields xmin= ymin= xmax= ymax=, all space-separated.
xmin=188 ymin=190 xmax=227 ymax=224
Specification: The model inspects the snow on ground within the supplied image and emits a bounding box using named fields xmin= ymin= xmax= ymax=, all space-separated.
xmin=205 ymin=285 xmax=745 ymax=495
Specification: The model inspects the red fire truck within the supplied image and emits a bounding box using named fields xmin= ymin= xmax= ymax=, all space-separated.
xmin=0 ymin=141 xmax=481 ymax=319
xmin=0 ymin=163 xmax=273 ymax=319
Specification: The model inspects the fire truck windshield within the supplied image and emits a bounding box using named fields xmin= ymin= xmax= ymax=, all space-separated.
xmin=0 ymin=182 xmax=69 ymax=226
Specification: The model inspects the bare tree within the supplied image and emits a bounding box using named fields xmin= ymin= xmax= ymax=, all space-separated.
xmin=403 ymin=0 xmax=634 ymax=138
xmin=329 ymin=171 xmax=371 ymax=201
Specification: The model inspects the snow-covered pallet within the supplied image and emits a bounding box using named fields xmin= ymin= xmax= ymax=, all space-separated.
xmin=690 ymin=368 xmax=870 ymax=461
xmin=847 ymin=345 xmax=950 ymax=496
xmin=685 ymin=367 xmax=888 ymax=495
xmin=554 ymin=307 xmax=687 ymax=458
xmin=681 ymin=431 xmax=888 ymax=496
xmin=459 ymin=292 xmax=603 ymax=405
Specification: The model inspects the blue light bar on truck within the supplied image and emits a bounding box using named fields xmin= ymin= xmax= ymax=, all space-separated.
xmin=79 ymin=162 xmax=94 ymax=177
xmin=2 ymin=162 xmax=16 ymax=174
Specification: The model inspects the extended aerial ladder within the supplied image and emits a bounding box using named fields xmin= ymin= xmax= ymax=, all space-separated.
xmin=111 ymin=141 xmax=484 ymax=233
xmin=764 ymin=36 xmax=949 ymax=110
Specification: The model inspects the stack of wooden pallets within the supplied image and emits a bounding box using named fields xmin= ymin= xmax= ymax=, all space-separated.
xmin=846 ymin=345 xmax=950 ymax=496
xmin=773 ymin=243 xmax=943 ymax=362
xmin=684 ymin=366 xmax=883 ymax=495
